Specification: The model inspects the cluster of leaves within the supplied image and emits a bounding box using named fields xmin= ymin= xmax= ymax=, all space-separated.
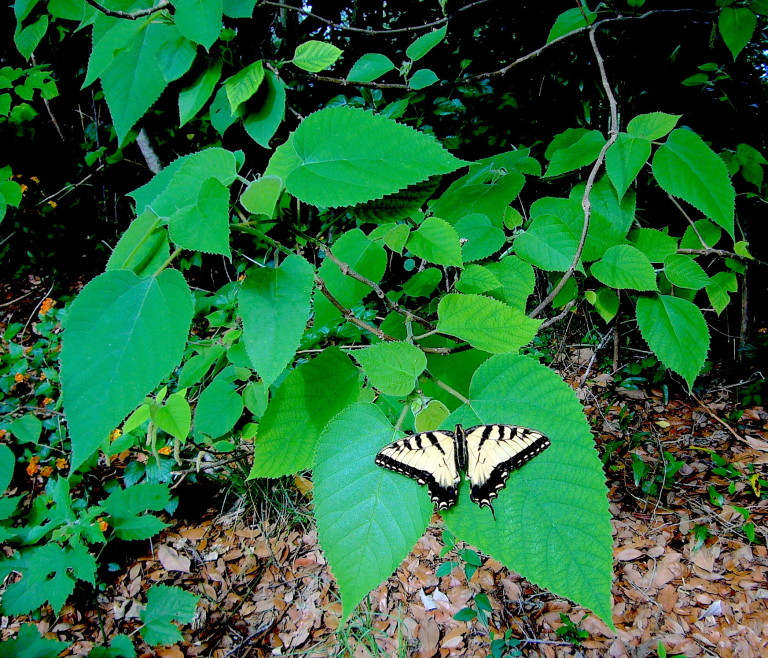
xmin=2 ymin=0 xmax=767 ymax=651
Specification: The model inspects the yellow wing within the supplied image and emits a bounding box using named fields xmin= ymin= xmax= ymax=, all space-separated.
xmin=375 ymin=430 xmax=460 ymax=510
xmin=464 ymin=424 xmax=550 ymax=509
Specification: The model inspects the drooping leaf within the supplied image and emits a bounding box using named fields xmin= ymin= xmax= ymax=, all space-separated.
xmin=173 ymin=0 xmax=223 ymax=49
xmin=101 ymin=483 xmax=171 ymax=540
xmin=586 ymin=286 xmax=620 ymax=323
xmin=663 ymin=254 xmax=709 ymax=290
xmin=443 ymin=354 xmax=614 ymax=628
xmin=14 ymin=15 xmax=48 ymax=60
xmin=347 ymin=53 xmax=396 ymax=82
xmin=651 ymin=129 xmax=735 ymax=237
xmin=193 ymin=367 xmax=243 ymax=438
xmin=437 ymin=294 xmax=540 ymax=353
xmin=590 ymin=245 xmax=658 ymax=291
xmin=406 ymin=26 xmax=447 ymax=61
xmin=605 ymin=133 xmax=651 ymax=199
xmin=406 ymin=217 xmax=463 ymax=268
xmin=706 ymin=271 xmax=738 ymax=315
xmin=636 ymin=294 xmax=710 ymax=389
xmin=243 ymin=70 xmax=286 ymax=148
xmin=154 ymin=390 xmax=191 ymax=441
xmin=547 ymin=5 xmax=596 ymax=42
xmin=167 ymin=177 xmax=231 ymax=256
xmin=279 ymin=106 xmax=468 ymax=207
xmin=249 ymin=347 xmax=360 ymax=478
xmin=61 ymin=270 xmax=194 ymax=470
xmin=239 ymin=254 xmax=315 ymax=388
xmin=179 ymin=60 xmax=222 ymax=126
xmin=107 ymin=210 xmax=169 ymax=276
xmin=545 ymin=130 xmax=605 ymax=177
xmin=140 ymin=585 xmax=199 ymax=646
xmin=718 ymin=7 xmax=757 ymax=60
xmin=224 ymin=60 xmax=264 ymax=111
xmin=240 ymin=175 xmax=283 ymax=216
xmin=347 ymin=176 xmax=441 ymax=224
xmin=354 ymin=342 xmax=427 ymax=396
xmin=314 ymin=404 xmax=432 ymax=620
xmin=292 ymin=40 xmax=343 ymax=72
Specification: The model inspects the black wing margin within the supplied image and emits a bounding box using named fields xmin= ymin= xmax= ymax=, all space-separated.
xmin=374 ymin=430 xmax=459 ymax=510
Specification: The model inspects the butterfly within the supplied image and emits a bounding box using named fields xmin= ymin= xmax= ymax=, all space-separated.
xmin=375 ymin=424 xmax=550 ymax=515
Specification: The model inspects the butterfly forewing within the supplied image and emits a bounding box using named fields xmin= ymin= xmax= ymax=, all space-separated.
xmin=375 ymin=430 xmax=460 ymax=509
xmin=464 ymin=424 xmax=551 ymax=508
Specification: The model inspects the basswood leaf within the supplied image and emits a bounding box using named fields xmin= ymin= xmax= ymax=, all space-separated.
xmin=605 ymin=133 xmax=651 ymax=199
xmin=224 ymin=60 xmax=264 ymax=111
xmin=706 ymin=271 xmax=738 ymax=315
xmin=14 ymin=15 xmax=48 ymax=60
xmin=680 ymin=218 xmax=722 ymax=250
xmin=407 ymin=217 xmax=463 ymax=267
xmin=292 ymin=40 xmax=343 ymax=72
xmin=663 ymin=254 xmax=709 ymax=290
xmin=455 ymin=264 xmax=501 ymax=295
xmin=636 ymin=294 xmax=710 ymax=389
xmin=249 ymin=347 xmax=360 ymax=478
xmin=194 ymin=367 xmax=243 ymax=438
xmin=514 ymin=214 xmax=581 ymax=272
xmin=406 ymin=26 xmax=446 ymax=61
xmin=173 ymin=0 xmax=223 ymax=49
xmin=239 ymin=254 xmax=315 ymax=388
xmin=626 ymin=112 xmax=681 ymax=140
xmin=240 ymin=175 xmax=283 ymax=216
xmin=454 ymin=214 xmax=505 ymax=262
xmin=402 ymin=268 xmax=442 ymax=297
xmin=414 ymin=399 xmax=451 ymax=432
xmin=61 ymin=270 xmax=194 ymax=471
xmin=437 ymin=294 xmax=540 ymax=353
xmin=718 ymin=7 xmax=756 ymax=60
xmin=9 ymin=414 xmax=41 ymax=444
xmin=586 ymin=287 xmax=620 ymax=323
xmin=443 ymin=354 xmax=614 ymax=628
xmin=485 ymin=256 xmax=535 ymax=311
xmin=355 ymin=342 xmax=427 ymax=396
xmin=347 ymin=53 xmax=396 ymax=82
xmin=167 ymin=177 xmax=231 ymax=256
xmin=178 ymin=344 xmax=225 ymax=388
xmin=314 ymin=403 xmax=432 ymax=620
xmin=651 ymin=129 xmax=735 ymax=237
xmin=547 ymin=5 xmax=596 ymax=42
xmin=545 ymin=130 xmax=605 ymax=177
xmin=629 ymin=228 xmax=679 ymax=262
xmin=179 ymin=60 xmax=222 ymax=126
xmin=0 ymin=624 xmax=71 ymax=657
xmin=107 ymin=210 xmax=169 ymax=276
xmin=101 ymin=483 xmax=171 ymax=540
xmin=590 ymin=245 xmax=658 ymax=291
xmin=243 ymin=70 xmax=286 ymax=148
xmin=140 ymin=585 xmax=199 ymax=646
xmin=348 ymin=176 xmax=441 ymax=224
xmin=154 ymin=390 xmax=191 ymax=441
xmin=409 ymin=68 xmax=438 ymax=90
xmin=279 ymin=106 xmax=468 ymax=207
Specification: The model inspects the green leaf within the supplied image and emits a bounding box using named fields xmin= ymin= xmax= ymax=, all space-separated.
xmin=9 ymin=413 xmax=42 ymax=444
xmin=314 ymin=229 xmax=387 ymax=328
xmin=626 ymin=112 xmax=681 ymax=140
xmin=706 ymin=271 xmax=738 ymax=315
xmin=663 ymin=254 xmax=709 ymax=290
xmin=547 ymin=5 xmax=596 ymax=42
xmin=514 ymin=214 xmax=580 ymax=272
xmin=545 ymin=130 xmax=605 ymax=177
xmin=414 ymin=399 xmax=451 ymax=433
xmin=87 ymin=634 xmax=135 ymax=658
xmin=629 ymin=228 xmax=679 ymax=263
xmin=154 ymin=391 xmax=191 ymax=441
xmin=382 ymin=224 xmax=411 ymax=253
xmin=734 ymin=240 xmax=753 ymax=259
xmin=178 ymin=345 xmax=225 ymax=388
xmin=210 ymin=85 xmax=245 ymax=135
xmin=605 ymin=134 xmax=651 ymax=199
xmin=348 ymin=176 xmax=441 ymax=224
xmin=442 ymin=354 xmax=613 ymax=627
xmin=107 ymin=210 xmax=169 ymax=276
xmin=636 ymin=295 xmax=710 ymax=389
xmin=718 ymin=7 xmax=757 ymax=59
xmin=314 ymin=404 xmax=432 ymax=620
xmin=437 ymin=294 xmax=540 ymax=353
xmin=280 ymin=106 xmax=468 ymax=207
xmin=243 ymin=70 xmax=286 ymax=148
xmin=454 ymin=214 xmax=505 ymax=262
xmin=240 ymin=175 xmax=282 ymax=217
xmin=587 ymin=286 xmax=620 ymax=323
xmin=0 ymin=542 xmax=97 ymax=615
xmin=222 ymin=0 xmax=255 ymax=18
xmin=0 ymin=624 xmax=71 ymax=657
xmin=249 ymin=347 xmax=360 ymax=478
xmin=174 ymin=0 xmax=222 ymax=49
xmin=14 ymin=15 xmax=48 ymax=60
xmin=140 ymin=585 xmax=199 ymax=646
xmin=406 ymin=26 xmax=447 ymax=61
xmin=402 ymin=268 xmax=442 ymax=297
xmin=61 ymin=270 xmax=194 ymax=471
xmin=292 ymin=40 xmax=343 ymax=72
xmin=485 ymin=256 xmax=535 ymax=311
xmin=590 ymin=245 xmax=658 ymax=291
xmin=239 ymin=254 xmax=315 ymax=388
xmin=680 ymin=219 xmax=722 ymax=250
xmin=102 ymin=483 xmax=171 ymax=540
xmin=406 ymin=217 xmax=463 ymax=267
xmin=347 ymin=53 xmax=396 ymax=82
xmin=455 ymin=264 xmax=501 ymax=295
xmin=651 ymin=129 xmax=735 ymax=237
xmin=179 ymin=61 xmax=222 ymax=126
xmin=409 ymin=69 xmax=439 ymax=90
xmin=355 ymin=342 xmax=427 ymax=396
xmin=0 ymin=444 xmax=14 ymax=493
xmin=194 ymin=368 xmax=243 ymax=438
xmin=224 ymin=60 xmax=264 ymax=111
xmin=167 ymin=177 xmax=231 ymax=256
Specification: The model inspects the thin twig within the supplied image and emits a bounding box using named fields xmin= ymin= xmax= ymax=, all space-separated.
xmin=38 ymin=165 xmax=105 ymax=205
xmin=20 ymin=285 xmax=54 ymax=340
xmin=529 ymin=27 xmax=619 ymax=319
xmin=82 ymin=0 xmax=169 ymax=19
xmin=690 ymin=393 xmax=754 ymax=447
xmin=538 ymin=300 xmax=576 ymax=330
xmin=424 ymin=371 xmax=470 ymax=405
xmin=578 ymin=327 xmax=614 ymax=388
xmin=678 ymin=248 xmax=767 ymax=267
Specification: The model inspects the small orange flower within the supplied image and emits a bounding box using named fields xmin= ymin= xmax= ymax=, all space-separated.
xmin=14 ymin=373 xmax=25 ymax=383
xmin=158 ymin=446 xmax=173 ymax=455
xmin=43 ymin=397 xmax=54 ymax=405
xmin=40 ymin=466 xmax=53 ymax=477
xmin=97 ymin=518 xmax=108 ymax=532
xmin=19 ymin=184 xmax=28 ymax=193
xmin=47 ymin=200 xmax=57 ymax=208
xmin=30 ymin=176 xmax=40 ymax=183
xmin=55 ymin=458 xmax=68 ymax=469
xmin=26 ymin=456 xmax=40 ymax=476
xmin=0 ymin=429 xmax=6 ymax=439
xmin=109 ymin=428 xmax=122 ymax=441
xmin=238 ymin=274 xmax=246 ymax=281
xmin=39 ymin=373 xmax=46 ymax=380
xmin=39 ymin=298 xmax=56 ymax=316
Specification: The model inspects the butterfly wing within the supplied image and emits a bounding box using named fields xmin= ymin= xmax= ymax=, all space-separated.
xmin=464 ymin=424 xmax=551 ymax=509
xmin=375 ymin=430 xmax=460 ymax=510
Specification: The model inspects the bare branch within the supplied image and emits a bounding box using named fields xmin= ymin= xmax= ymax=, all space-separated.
xmin=82 ymin=0 xmax=170 ymax=19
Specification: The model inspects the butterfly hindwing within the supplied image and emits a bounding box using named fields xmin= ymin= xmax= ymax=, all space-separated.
xmin=375 ymin=430 xmax=460 ymax=510
xmin=464 ymin=424 xmax=551 ymax=509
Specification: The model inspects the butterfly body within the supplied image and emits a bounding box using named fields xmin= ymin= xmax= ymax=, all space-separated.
xmin=375 ymin=424 xmax=550 ymax=512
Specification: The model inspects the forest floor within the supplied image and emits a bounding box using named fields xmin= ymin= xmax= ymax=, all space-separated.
xmin=2 ymin=279 xmax=768 ymax=657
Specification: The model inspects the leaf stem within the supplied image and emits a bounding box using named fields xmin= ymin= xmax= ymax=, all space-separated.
xmin=153 ymin=247 xmax=182 ymax=276
xmin=425 ymin=371 xmax=470 ymax=405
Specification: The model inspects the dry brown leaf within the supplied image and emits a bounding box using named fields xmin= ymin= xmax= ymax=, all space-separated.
xmin=157 ymin=545 xmax=191 ymax=573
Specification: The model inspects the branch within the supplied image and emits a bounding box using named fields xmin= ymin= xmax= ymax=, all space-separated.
xmin=82 ymin=0 xmax=170 ymax=19
xmin=678 ymin=248 xmax=767 ymax=268
xmin=529 ymin=27 xmax=619 ymax=319
xmin=538 ymin=300 xmax=576 ymax=330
